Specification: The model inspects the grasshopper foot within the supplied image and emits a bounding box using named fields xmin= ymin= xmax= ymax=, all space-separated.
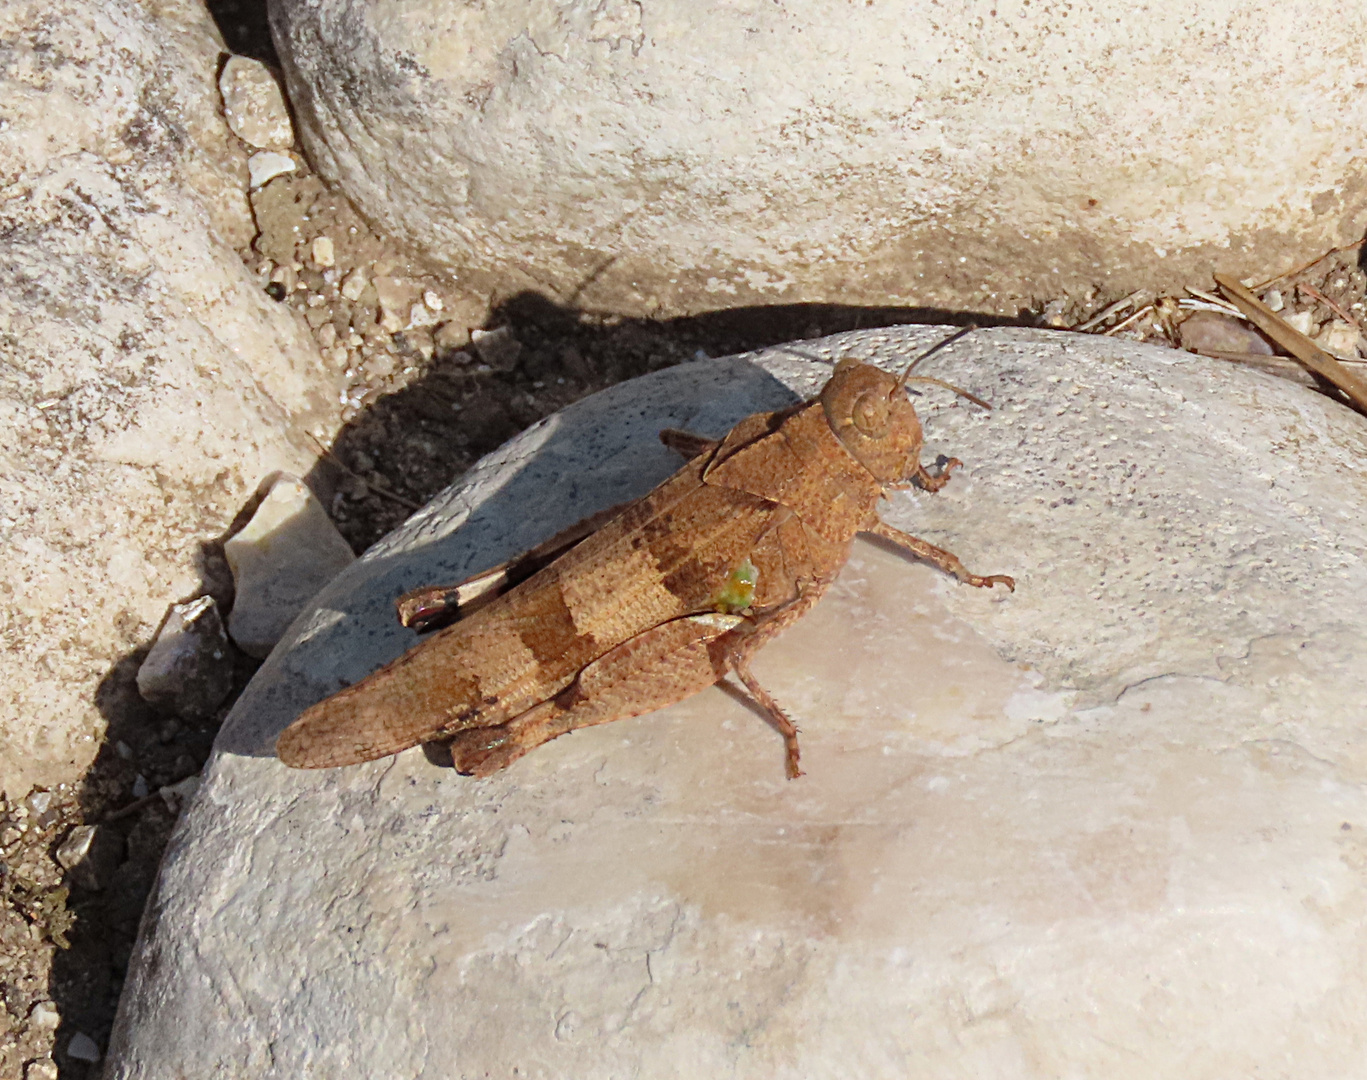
xmin=966 ymin=572 xmax=1015 ymax=591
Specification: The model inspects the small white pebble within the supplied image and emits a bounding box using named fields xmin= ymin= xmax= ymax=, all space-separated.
xmin=1284 ymin=311 xmax=1316 ymax=336
xmin=311 ymin=236 xmax=335 ymax=268
xmin=423 ymin=290 xmax=444 ymax=311
xmin=29 ymin=1001 xmax=60 ymax=1029
xmin=25 ymin=1060 xmax=58 ymax=1080
xmin=247 ymin=150 xmax=295 ymax=190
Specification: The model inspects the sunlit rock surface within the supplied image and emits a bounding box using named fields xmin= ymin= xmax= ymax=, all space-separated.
xmin=108 ymin=327 xmax=1367 ymax=1077
xmin=271 ymin=0 xmax=1367 ymax=317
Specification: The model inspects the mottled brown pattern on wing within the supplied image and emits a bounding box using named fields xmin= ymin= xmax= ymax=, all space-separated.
xmin=704 ymin=404 xmax=881 ymax=545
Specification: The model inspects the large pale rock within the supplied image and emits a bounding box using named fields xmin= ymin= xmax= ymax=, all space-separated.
xmin=108 ymin=328 xmax=1367 ymax=1076
xmin=0 ymin=0 xmax=342 ymax=797
xmin=271 ymin=0 xmax=1367 ymax=317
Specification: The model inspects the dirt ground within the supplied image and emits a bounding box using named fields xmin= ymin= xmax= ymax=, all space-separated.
xmin=3 ymin=2 xmax=1366 ymax=1077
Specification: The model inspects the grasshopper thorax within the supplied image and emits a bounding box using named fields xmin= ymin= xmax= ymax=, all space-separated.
xmin=819 ymin=358 xmax=925 ymax=483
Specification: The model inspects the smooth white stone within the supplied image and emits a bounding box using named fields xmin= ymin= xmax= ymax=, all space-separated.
xmin=225 ymin=476 xmax=356 ymax=658
xmin=271 ymin=0 xmax=1367 ymax=316
xmin=108 ymin=328 xmax=1367 ymax=1077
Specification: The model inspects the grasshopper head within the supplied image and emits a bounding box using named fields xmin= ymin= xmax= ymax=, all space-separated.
xmin=819 ymin=358 xmax=925 ymax=483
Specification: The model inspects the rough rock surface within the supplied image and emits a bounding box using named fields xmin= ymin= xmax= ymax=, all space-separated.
xmin=271 ymin=0 xmax=1367 ymax=317
xmin=224 ymin=476 xmax=357 ymax=658
xmin=0 ymin=0 xmax=342 ymax=797
xmin=108 ymin=327 xmax=1367 ymax=1077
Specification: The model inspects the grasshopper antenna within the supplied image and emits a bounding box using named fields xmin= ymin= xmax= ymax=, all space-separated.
xmin=901 ymin=374 xmax=992 ymax=410
xmin=895 ymin=324 xmax=978 ymax=391
xmin=893 ymin=324 xmax=990 ymax=408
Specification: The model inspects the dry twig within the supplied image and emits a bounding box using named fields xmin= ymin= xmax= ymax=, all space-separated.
xmin=1296 ymin=282 xmax=1362 ymax=333
xmin=307 ymin=432 xmax=423 ymax=512
xmin=1251 ymin=239 xmax=1367 ymax=292
xmin=1071 ymin=290 xmax=1143 ymax=332
xmin=1102 ymin=303 xmax=1155 ymax=336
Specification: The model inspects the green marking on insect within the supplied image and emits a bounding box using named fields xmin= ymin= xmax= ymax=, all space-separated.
xmin=714 ymin=558 xmax=758 ymax=614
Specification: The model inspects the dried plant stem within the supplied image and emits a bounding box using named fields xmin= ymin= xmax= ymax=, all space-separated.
xmin=1071 ymin=290 xmax=1143 ymax=332
xmin=1251 ymin=239 xmax=1367 ymax=292
xmin=1297 ymin=283 xmax=1363 ymax=332
xmin=1102 ymin=304 xmax=1154 ymax=336
xmin=1214 ymin=273 xmax=1367 ymax=413
xmin=307 ymin=432 xmax=423 ymax=512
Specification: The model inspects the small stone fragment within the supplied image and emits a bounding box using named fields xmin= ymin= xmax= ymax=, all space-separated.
xmin=26 ymin=790 xmax=52 ymax=815
xmin=340 ymin=267 xmax=369 ymax=301
xmin=1178 ymin=311 xmax=1274 ymax=355
xmin=159 ymin=775 xmax=202 ymax=815
xmin=218 ymin=56 xmax=295 ymax=150
xmin=136 ymin=596 xmax=235 ymax=719
xmin=25 ymin=1059 xmax=58 ymax=1080
xmin=224 ymin=475 xmax=357 ymax=658
xmin=56 ymin=824 xmax=121 ymax=891
xmin=423 ymin=290 xmax=444 ymax=311
xmin=470 ymin=326 xmax=523 ymax=371
xmin=248 ymin=151 xmax=296 ymax=190
xmin=29 ymin=1001 xmax=60 ymax=1029
xmin=310 ymin=236 xmax=335 ymax=268
xmin=1284 ymin=310 xmax=1316 ymax=336
xmin=132 ymin=775 xmax=149 ymax=799
xmin=1316 ymin=321 xmax=1362 ymax=358
xmin=408 ymin=302 xmax=439 ymax=329
xmin=66 ymin=1032 xmax=100 ymax=1064
xmin=433 ymin=321 xmax=469 ymax=355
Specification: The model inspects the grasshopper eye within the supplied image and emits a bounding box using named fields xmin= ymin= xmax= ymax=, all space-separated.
xmin=851 ymin=391 xmax=890 ymax=436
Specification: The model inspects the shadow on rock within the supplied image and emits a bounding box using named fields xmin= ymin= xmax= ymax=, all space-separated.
xmin=47 ymin=500 xmax=270 ymax=1078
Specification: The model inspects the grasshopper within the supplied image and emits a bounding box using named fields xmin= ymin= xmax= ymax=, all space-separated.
xmin=277 ymin=343 xmax=1013 ymax=778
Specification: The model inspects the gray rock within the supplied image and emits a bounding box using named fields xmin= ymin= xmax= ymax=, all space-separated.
xmin=469 ymin=325 xmax=522 ymax=371
xmin=225 ymin=476 xmax=357 ymax=658
xmin=136 ymin=597 xmax=234 ymax=720
xmin=65 ymin=1032 xmax=100 ymax=1063
xmin=0 ymin=0 xmax=342 ymax=798
xmin=1178 ymin=310 xmax=1274 ymax=355
xmin=218 ymin=56 xmax=295 ymax=151
xmin=272 ymin=0 xmax=1367 ymax=318
xmin=108 ymin=328 xmax=1367 ymax=1077
xmin=55 ymin=824 xmax=122 ymax=892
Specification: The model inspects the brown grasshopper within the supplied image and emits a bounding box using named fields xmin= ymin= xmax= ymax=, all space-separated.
xmin=277 ymin=346 xmax=1013 ymax=778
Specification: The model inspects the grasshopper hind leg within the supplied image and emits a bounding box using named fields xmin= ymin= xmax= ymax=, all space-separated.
xmin=447 ymin=613 xmax=745 ymax=777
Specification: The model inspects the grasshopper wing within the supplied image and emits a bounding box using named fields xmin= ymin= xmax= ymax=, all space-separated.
xmin=278 ymin=457 xmax=783 ymax=768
